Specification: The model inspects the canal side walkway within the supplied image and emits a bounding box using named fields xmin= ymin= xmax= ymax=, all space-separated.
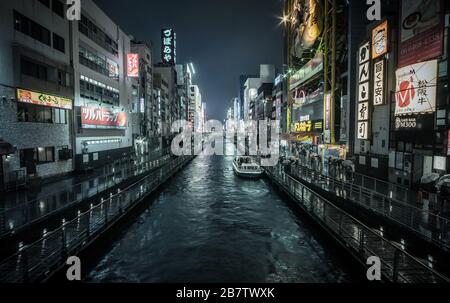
xmin=0 ymin=151 xmax=172 ymax=242
xmin=264 ymin=166 xmax=449 ymax=283
xmin=285 ymin=163 xmax=450 ymax=251
xmin=0 ymin=155 xmax=195 ymax=283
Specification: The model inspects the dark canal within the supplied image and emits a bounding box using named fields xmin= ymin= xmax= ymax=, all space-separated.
xmin=87 ymin=148 xmax=361 ymax=282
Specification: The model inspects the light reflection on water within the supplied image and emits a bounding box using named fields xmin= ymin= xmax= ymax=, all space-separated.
xmin=87 ymin=149 xmax=358 ymax=283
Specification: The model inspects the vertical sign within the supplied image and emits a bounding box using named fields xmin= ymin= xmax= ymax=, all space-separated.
xmin=161 ymin=29 xmax=176 ymax=65
xmin=357 ymin=42 xmax=371 ymax=140
xmin=371 ymin=20 xmax=388 ymax=60
xmin=373 ymin=60 xmax=385 ymax=105
xmin=127 ymin=54 xmax=139 ymax=78
xmin=323 ymin=93 xmax=331 ymax=144
xmin=447 ymin=131 xmax=450 ymax=156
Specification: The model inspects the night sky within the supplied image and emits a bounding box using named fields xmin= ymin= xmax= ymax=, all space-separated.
xmin=94 ymin=0 xmax=284 ymax=121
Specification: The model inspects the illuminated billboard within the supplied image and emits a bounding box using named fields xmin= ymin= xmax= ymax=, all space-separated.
xmin=127 ymin=53 xmax=139 ymax=78
xmin=17 ymin=89 xmax=72 ymax=110
xmin=81 ymin=106 xmax=127 ymax=129
xmin=398 ymin=0 xmax=444 ymax=67
xmin=395 ymin=60 xmax=437 ymax=116
xmin=161 ymin=29 xmax=176 ymax=65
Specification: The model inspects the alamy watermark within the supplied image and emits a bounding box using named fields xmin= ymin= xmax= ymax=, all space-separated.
xmin=171 ymin=119 xmax=280 ymax=167
xmin=66 ymin=0 xmax=81 ymax=21
xmin=366 ymin=0 xmax=381 ymax=21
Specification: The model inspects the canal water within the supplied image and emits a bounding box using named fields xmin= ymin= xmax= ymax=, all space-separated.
xmin=87 ymin=150 xmax=360 ymax=282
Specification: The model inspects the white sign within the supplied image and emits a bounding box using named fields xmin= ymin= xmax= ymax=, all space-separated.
xmin=358 ymin=102 xmax=369 ymax=121
xmin=359 ymin=42 xmax=370 ymax=64
xmin=395 ymin=60 xmax=438 ymax=116
xmin=357 ymin=121 xmax=369 ymax=140
xmin=359 ymin=82 xmax=369 ymax=102
xmin=373 ymin=60 xmax=385 ymax=105
xmin=433 ymin=156 xmax=446 ymax=171
xmin=357 ymin=41 xmax=371 ymax=141
xmin=359 ymin=62 xmax=370 ymax=83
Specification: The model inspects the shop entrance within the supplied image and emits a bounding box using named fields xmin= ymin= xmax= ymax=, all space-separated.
xmin=21 ymin=148 xmax=36 ymax=175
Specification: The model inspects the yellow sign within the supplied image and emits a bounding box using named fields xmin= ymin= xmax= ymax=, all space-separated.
xmin=294 ymin=121 xmax=312 ymax=132
xmin=17 ymin=89 xmax=72 ymax=110
xmin=372 ymin=20 xmax=388 ymax=59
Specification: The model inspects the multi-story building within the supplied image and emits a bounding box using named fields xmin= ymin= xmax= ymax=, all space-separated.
xmin=283 ymin=0 xmax=348 ymax=170
xmin=154 ymin=64 xmax=179 ymax=145
xmin=176 ymin=64 xmax=191 ymax=122
xmin=153 ymin=71 xmax=170 ymax=150
xmin=0 ymin=0 xmax=74 ymax=190
xmin=189 ymin=85 xmax=202 ymax=131
xmin=71 ymin=0 xmax=133 ymax=171
xmin=130 ymin=40 xmax=155 ymax=156
xmin=243 ymin=78 xmax=261 ymax=121
xmin=232 ymin=97 xmax=240 ymax=121
xmin=238 ymin=75 xmax=257 ymax=122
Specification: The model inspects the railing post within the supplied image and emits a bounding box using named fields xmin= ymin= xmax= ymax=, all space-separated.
xmin=393 ymin=249 xmax=400 ymax=282
xmin=61 ymin=219 xmax=67 ymax=258
xmin=104 ymin=198 xmax=108 ymax=224
xmin=20 ymin=245 xmax=29 ymax=283
xmin=301 ymin=186 xmax=304 ymax=204
xmin=359 ymin=229 xmax=365 ymax=254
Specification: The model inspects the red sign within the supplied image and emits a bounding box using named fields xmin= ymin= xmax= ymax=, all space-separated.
xmin=81 ymin=106 xmax=127 ymax=129
xmin=398 ymin=0 xmax=444 ymax=68
xmin=127 ymin=53 xmax=139 ymax=77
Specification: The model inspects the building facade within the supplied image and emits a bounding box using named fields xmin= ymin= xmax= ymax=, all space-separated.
xmin=0 ymin=0 xmax=74 ymax=190
xmin=130 ymin=40 xmax=156 ymax=156
xmin=71 ymin=0 xmax=133 ymax=171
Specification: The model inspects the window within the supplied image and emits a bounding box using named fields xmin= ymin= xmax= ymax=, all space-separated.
xmin=78 ymin=14 xmax=118 ymax=56
xmin=21 ymin=57 xmax=48 ymax=81
xmin=17 ymin=103 xmax=67 ymax=124
xmin=52 ymin=0 xmax=64 ymax=18
xmin=14 ymin=11 xmax=51 ymax=46
xmin=35 ymin=147 xmax=54 ymax=164
xmin=53 ymin=33 xmax=65 ymax=53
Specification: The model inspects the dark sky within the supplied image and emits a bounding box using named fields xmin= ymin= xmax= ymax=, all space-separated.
xmin=94 ymin=0 xmax=284 ymax=121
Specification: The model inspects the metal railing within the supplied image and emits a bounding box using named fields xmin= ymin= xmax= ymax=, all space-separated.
xmin=297 ymin=156 xmax=410 ymax=202
xmin=0 ymin=150 xmax=172 ymax=238
xmin=265 ymin=166 xmax=449 ymax=283
xmin=287 ymin=163 xmax=450 ymax=250
xmin=0 ymin=155 xmax=193 ymax=283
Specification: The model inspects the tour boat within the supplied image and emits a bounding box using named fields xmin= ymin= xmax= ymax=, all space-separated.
xmin=232 ymin=156 xmax=263 ymax=179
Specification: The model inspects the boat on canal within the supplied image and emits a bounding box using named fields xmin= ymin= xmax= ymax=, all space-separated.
xmin=232 ymin=156 xmax=263 ymax=179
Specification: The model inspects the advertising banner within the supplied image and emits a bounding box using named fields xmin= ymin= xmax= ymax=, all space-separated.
xmin=81 ymin=106 xmax=127 ymax=129
xmin=290 ymin=53 xmax=323 ymax=90
xmin=371 ymin=20 xmax=388 ymax=59
xmin=395 ymin=60 xmax=437 ymax=116
xmin=161 ymin=29 xmax=176 ymax=65
xmin=17 ymin=89 xmax=72 ymax=110
xmin=357 ymin=41 xmax=371 ymax=140
xmin=127 ymin=54 xmax=139 ymax=78
xmin=373 ymin=59 xmax=385 ymax=105
xmin=398 ymin=0 xmax=444 ymax=68
xmin=395 ymin=114 xmax=433 ymax=131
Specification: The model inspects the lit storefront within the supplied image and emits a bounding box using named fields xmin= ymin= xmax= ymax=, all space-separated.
xmin=76 ymin=103 xmax=131 ymax=171
xmin=0 ymin=88 xmax=74 ymax=189
xmin=388 ymin=0 xmax=448 ymax=188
